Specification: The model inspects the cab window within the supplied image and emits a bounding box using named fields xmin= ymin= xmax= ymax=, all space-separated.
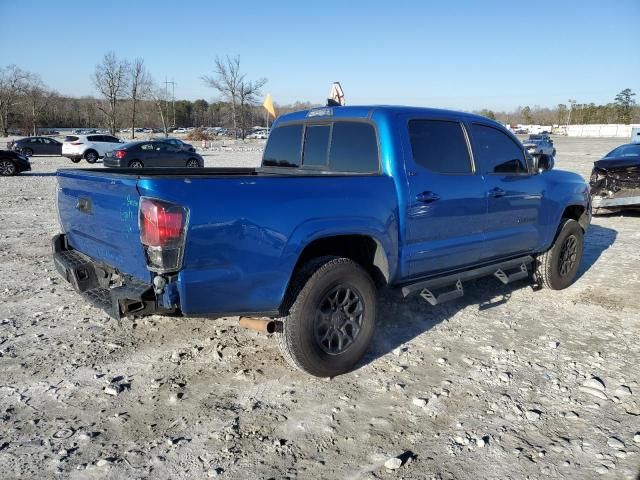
xmin=471 ymin=124 xmax=528 ymax=174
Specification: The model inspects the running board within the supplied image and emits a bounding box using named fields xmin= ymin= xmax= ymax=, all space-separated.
xmin=401 ymin=255 xmax=534 ymax=304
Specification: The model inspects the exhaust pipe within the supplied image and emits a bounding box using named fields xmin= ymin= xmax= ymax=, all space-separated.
xmin=239 ymin=316 xmax=276 ymax=334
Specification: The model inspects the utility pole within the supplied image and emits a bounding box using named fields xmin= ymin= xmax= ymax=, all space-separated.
xmin=164 ymin=79 xmax=176 ymax=127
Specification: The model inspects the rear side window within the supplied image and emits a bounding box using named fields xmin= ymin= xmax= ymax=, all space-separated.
xmin=302 ymin=125 xmax=330 ymax=168
xmin=64 ymin=136 xmax=79 ymax=142
xmin=329 ymin=122 xmax=378 ymax=173
xmin=104 ymin=136 xmax=119 ymax=143
xmin=262 ymin=124 xmax=303 ymax=167
xmin=408 ymin=120 xmax=472 ymax=174
xmin=471 ymin=124 xmax=528 ymax=174
xmin=87 ymin=135 xmax=100 ymax=142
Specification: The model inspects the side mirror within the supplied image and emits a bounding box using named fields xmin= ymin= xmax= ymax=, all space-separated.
xmin=532 ymin=153 xmax=554 ymax=172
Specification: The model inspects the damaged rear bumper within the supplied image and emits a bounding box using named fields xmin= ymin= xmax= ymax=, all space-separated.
xmin=52 ymin=234 xmax=173 ymax=319
xmin=591 ymin=193 xmax=640 ymax=209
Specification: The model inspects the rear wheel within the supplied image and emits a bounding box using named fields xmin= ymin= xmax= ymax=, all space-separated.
xmin=21 ymin=148 xmax=33 ymax=157
xmin=276 ymin=257 xmax=377 ymax=377
xmin=0 ymin=159 xmax=17 ymax=176
xmin=70 ymin=157 xmax=82 ymax=163
xmin=186 ymin=158 xmax=200 ymax=168
xmin=84 ymin=150 xmax=98 ymax=163
xmin=128 ymin=160 xmax=144 ymax=168
xmin=535 ymin=219 xmax=584 ymax=290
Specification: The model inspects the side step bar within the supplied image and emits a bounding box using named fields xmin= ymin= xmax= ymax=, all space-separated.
xmin=401 ymin=255 xmax=534 ymax=306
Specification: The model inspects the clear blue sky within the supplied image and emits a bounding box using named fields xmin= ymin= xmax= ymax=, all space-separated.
xmin=1 ymin=0 xmax=638 ymax=111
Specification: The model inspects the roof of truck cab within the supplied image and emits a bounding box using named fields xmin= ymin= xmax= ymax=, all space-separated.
xmin=276 ymin=105 xmax=499 ymax=125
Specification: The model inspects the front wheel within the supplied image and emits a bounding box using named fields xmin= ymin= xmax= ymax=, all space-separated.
xmin=21 ymin=148 xmax=33 ymax=157
xmin=0 ymin=159 xmax=17 ymax=176
xmin=276 ymin=257 xmax=377 ymax=377
xmin=534 ymin=219 xmax=584 ymax=290
xmin=186 ymin=158 xmax=200 ymax=168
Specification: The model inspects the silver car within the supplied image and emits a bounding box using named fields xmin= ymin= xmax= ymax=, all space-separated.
xmin=523 ymin=134 xmax=556 ymax=156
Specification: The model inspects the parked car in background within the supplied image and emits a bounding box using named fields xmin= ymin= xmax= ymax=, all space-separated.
xmin=62 ymin=134 xmax=123 ymax=163
xmin=102 ymin=141 xmax=204 ymax=168
xmin=173 ymin=128 xmax=187 ymax=134
xmin=247 ymin=130 xmax=269 ymax=139
xmin=10 ymin=136 xmax=62 ymax=156
xmin=0 ymin=150 xmax=31 ymax=176
xmin=523 ymin=134 xmax=556 ymax=156
xmin=152 ymin=137 xmax=196 ymax=152
xmin=590 ymin=143 xmax=640 ymax=213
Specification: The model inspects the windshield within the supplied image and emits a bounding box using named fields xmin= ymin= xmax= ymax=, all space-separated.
xmin=605 ymin=144 xmax=640 ymax=158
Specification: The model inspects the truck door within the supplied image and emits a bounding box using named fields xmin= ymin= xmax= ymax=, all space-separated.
xmin=401 ymin=116 xmax=490 ymax=277
xmin=467 ymin=122 xmax=544 ymax=259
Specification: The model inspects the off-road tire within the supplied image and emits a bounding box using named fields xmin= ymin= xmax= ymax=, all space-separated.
xmin=534 ymin=219 xmax=583 ymax=290
xmin=276 ymin=256 xmax=377 ymax=377
xmin=84 ymin=150 xmax=98 ymax=163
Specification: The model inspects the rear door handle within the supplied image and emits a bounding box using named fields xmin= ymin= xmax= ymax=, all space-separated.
xmin=487 ymin=187 xmax=506 ymax=198
xmin=416 ymin=191 xmax=440 ymax=203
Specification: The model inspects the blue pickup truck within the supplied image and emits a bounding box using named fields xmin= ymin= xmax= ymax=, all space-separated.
xmin=53 ymin=105 xmax=591 ymax=376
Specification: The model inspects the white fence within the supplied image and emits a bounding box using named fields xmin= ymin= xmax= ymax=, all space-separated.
xmin=565 ymin=124 xmax=640 ymax=138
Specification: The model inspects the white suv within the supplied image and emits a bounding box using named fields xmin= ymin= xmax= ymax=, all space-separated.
xmin=62 ymin=134 xmax=123 ymax=163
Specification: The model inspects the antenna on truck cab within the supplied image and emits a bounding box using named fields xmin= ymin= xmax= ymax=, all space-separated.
xmin=327 ymin=82 xmax=345 ymax=107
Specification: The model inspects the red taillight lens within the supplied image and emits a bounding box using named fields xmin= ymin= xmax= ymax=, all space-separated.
xmin=139 ymin=198 xmax=188 ymax=272
xmin=140 ymin=198 xmax=186 ymax=248
xmin=115 ymin=150 xmax=126 ymax=159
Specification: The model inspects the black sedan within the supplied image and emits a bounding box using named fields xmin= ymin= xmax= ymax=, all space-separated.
xmin=0 ymin=150 xmax=31 ymax=176
xmin=103 ymin=141 xmax=204 ymax=168
xmin=11 ymin=136 xmax=62 ymax=156
xmin=590 ymin=143 xmax=640 ymax=212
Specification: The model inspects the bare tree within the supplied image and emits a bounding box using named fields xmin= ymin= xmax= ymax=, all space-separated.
xmin=203 ymin=55 xmax=266 ymax=139
xmin=23 ymin=75 xmax=57 ymax=135
xmin=238 ymin=78 xmax=267 ymax=139
xmin=128 ymin=58 xmax=151 ymax=138
xmin=93 ymin=52 xmax=129 ymax=135
xmin=0 ymin=65 xmax=32 ymax=136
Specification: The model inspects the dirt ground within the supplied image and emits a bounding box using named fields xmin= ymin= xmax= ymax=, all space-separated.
xmin=0 ymin=136 xmax=639 ymax=480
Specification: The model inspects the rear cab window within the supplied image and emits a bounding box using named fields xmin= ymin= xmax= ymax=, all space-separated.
xmin=263 ymin=120 xmax=379 ymax=173
xmin=408 ymin=119 xmax=473 ymax=174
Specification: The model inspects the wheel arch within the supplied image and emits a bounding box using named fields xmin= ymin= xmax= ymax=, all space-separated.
xmin=279 ymin=233 xmax=391 ymax=316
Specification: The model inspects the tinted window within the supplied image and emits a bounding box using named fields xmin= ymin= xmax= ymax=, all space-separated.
xmin=471 ymin=124 xmax=528 ymax=174
xmin=606 ymin=144 xmax=640 ymax=158
xmin=87 ymin=135 xmax=100 ymax=142
xmin=303 ymin=125 xmax=330 ymax=167
xmin=140 ymin=143 xmax=154 ymax=151
xmin=329 ymin=122 xmax=378 ymax=173
xmin=408 ymin=120 xmax=472 ymax=174
xmin=104 ymin=136 xmax=119 ymax=143
xmin=64 ymin=136 xmax=79 ymax=142
xmin=262 ymin=124 xmax=303 ymax=167
xmin=29 ymin=138 xmax=41 ymax=143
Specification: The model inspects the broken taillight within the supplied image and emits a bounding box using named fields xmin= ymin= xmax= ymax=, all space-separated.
xmin=139 ymin=197 xmax=188 ymax=272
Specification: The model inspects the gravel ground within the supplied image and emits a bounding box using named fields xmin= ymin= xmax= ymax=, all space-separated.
xmin=0 ymin=136 xmax=639 ymax=480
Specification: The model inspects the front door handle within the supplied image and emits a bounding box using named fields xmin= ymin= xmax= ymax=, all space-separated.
xmin=416 ymin=191 xmax=440 ymax=203
xmin=487 ymin=187 xmax=506 ymax=198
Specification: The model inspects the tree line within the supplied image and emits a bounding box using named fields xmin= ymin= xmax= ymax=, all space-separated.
xmin=476 ymin=89 xmax=638 ymax=125
xmin=3 ymin=56 xmax=637 ymax=138
xmin=0 ymin=54 xmax=309 ymax=139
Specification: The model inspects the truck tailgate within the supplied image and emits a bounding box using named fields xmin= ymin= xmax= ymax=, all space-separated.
xmin=56 ymin=170 xmax=150 ymax=281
